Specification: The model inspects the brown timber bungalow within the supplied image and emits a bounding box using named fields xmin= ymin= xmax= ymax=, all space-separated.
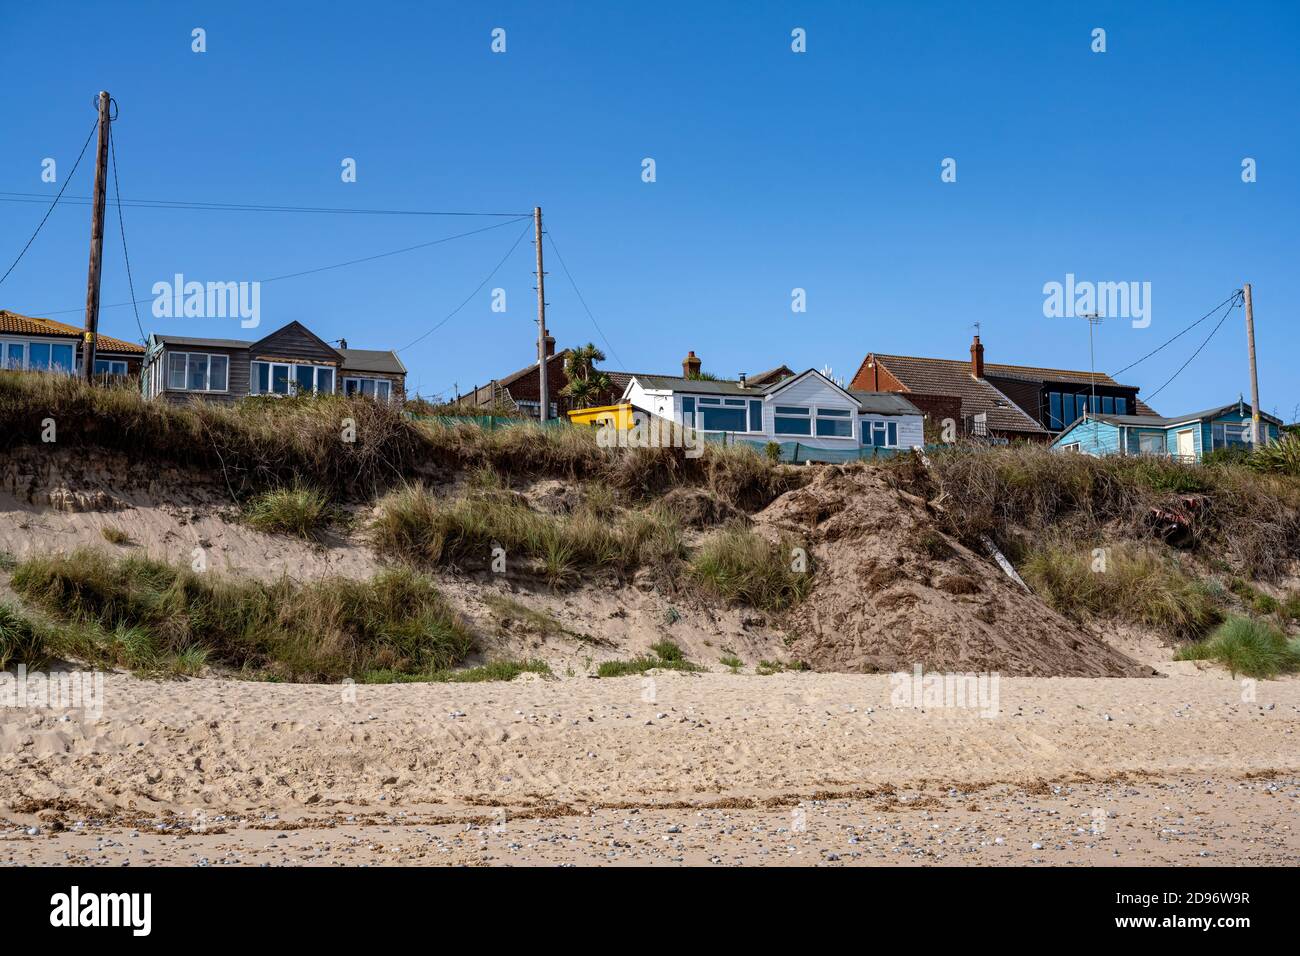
xmin=140 ymin=320 xmax=405 ymax=404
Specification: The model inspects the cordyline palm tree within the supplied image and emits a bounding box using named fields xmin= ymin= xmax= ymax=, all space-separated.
xmin=560 ymin=343 xmax=612 ymax=409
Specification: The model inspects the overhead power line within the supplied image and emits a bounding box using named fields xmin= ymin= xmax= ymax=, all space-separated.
xmin=22 ymin=216 xmax=531 ymax=318
xmin=0 ymin=191 xmax=528 ymax=218
xmin=1110 ymin=289 xmax=1242 ymax=379
xmin=544 ymin=226 xmax=627 ymax=371
xmin=0 ymin=120 xmax=98 ymax=287
xmin=397 ymin=218 xmax=534 ymax=352
xmin=1141 ymin=291 xmax=1241 ymax=404
xmin=108 ymin=128 xmax=146 ymax=344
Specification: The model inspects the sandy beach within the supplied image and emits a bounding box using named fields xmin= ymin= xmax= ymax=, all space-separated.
xmin=3 ymin=668 xmax=1296 ymax=865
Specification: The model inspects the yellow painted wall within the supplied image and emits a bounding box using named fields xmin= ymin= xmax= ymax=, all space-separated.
xmin=566 ymin=403 xmax=638 ymax=429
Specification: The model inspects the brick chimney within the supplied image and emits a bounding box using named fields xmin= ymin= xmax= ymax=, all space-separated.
xmin=544 ymin=335 xmax=556 ymax=357
xmin=970 ymin=334 xmax=984 ymax=378
xmin=682 ymin=350 xmax=701 ymax=378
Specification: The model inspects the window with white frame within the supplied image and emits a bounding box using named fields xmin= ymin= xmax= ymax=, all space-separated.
xmin=251 ymin=361 xmax=335 ymax=396
xmin=343 ymin=376 xmax=393 ymax=402
xmin=695 ymin=396 xmax=761 ymax=432
xmin=862 ymin=419 xmax=898 ymax=447
xmin=814 ymin=407 xmax=853 ymax=437
xmin=1212 ymin=421 xmax=1251 ymax=449
xmin=1137 ymin=431 xmax=1166 ymax=455
xmin=94 ymin=359 xmax=129 ymax=377
xmin=166 ymin=352 xmax=228 ymax=392
xmin=1 ymin=339 xmax=76 ymax=373
xmin=773 ymin=405 xmax=811 ymax=436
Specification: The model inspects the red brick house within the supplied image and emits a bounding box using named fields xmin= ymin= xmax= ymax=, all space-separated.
xmin=849 ymin=334 xmax=1159 ymax=441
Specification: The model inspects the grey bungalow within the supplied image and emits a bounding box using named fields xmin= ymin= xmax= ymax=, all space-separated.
xmin=141 ymin=320 xmax=406 ymax=404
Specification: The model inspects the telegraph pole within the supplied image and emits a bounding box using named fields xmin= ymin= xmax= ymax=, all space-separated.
xmin=1243 ymin=283 xmax=1261 ymax=445
xmin=82 ymin=91 xmax=112 ymax=380
xmin=534 ymin=206 xmax=548 ymax=422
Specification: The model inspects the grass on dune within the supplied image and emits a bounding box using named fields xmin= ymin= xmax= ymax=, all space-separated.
xmin=596 ymin=640 xmax=704 ymax=678
xmin=362 ymin=658 xmax=550 ymax=684
xmin=0 ymin=603 xmax=49 ymax=670
xmin=0 ymin=372 xmax=428 ymax=498
xmin=687 ymin=522 xmax=812 ymax=612
xmin=889 ymin=443 xmax=1300 ymax=579
xmin=10 ymin=548 xmax=474 ymax=682
xmin=1022 ymin=543 xmax=1223 ymax=640
xmin=1175 ymin=616 xmax=1300 ymax=679
xmin=243 ymin=482 xmax=333 ymax=538
xmin=1 ymin=372 xmax=798 ymax=509
xmin=369 ymin=481 xmax=686 ymax=586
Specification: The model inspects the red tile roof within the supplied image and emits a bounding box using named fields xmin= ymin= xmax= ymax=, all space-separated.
xmin=855 ymin=351 xmax=1159 ymax=432
xmin=862 ymin=353 xmax=1046 ymax=433
xmin=0 ymin=310 xmax=144 ymax=354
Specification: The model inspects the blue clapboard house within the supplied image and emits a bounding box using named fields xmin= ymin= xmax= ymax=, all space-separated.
xmin=1051 ymin=397 xmax=1282 ymax=461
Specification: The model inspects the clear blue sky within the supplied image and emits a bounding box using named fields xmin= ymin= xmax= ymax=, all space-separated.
xmin=2 ymin=1 xmax=1296 ymax=418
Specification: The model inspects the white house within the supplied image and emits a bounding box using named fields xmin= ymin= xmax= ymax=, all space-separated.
xmin=621 ymin=367 xmax=924 ymax=451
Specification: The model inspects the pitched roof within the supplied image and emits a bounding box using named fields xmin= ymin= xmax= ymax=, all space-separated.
xmin=605 ymin=370 xmax=637 ymax=392
xmin=867 ymin=353 xmax=1047 ymax=433
xmin=339 ymin=348 xmax=405 ymax=375
xmin=848 ymin=390 xmax=923 ymax=416
xmin=629 ymin=373 xmax=769 ymax=396
xmin=152 ymin=333 xmax=252 ymax=349
xmin=748 ymin=365 xmax=795 ymax=386
xmin=625 ymin=370 xmax=919 ymax=416
xmin=0 ymin=310 xmax=144 ymax=354
xmin=491 ymin=349 xmax=571 ymax=389
xmin=982 ymin=363 xmax=1159 ymax=416
xmin=1073 ymin=401 xmax=1283 ymax=431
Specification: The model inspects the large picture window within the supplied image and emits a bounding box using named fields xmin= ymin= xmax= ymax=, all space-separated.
xmin=696 ymin=396 xmax=761 ymax=432
xmin=1212 ymin=422 xmax=1251 ymax=449
xmin=774 ymin=405 xmax=811 ymax=436
xmin=166 ymin=351 xmax=227 ymax=392
xmin=343 ymin=377 xmax=393 ymax=402
xmin=252 ymin=361 xmax=335 ymax=396
xmin=1049 ymin=391 xmax=1129 ymax=429
xmin=0 ymin=340 xmax=74 ymax=372
xmin=1138 ymin=432 xmax=1166 ymax=454
xmin=814 ymin=407 xmax=852 ymax=437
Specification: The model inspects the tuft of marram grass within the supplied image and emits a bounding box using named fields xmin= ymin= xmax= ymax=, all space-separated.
xmin=243 ymin=482 xmax=332 ymax=537
xmin=1022 ymin=543 xmax=1222 ymax=640
xmin=597 ymin=640 xmax=703 ymax=678
xmin=100 ymin=526 xmax=132 ymax=546
xmin=1175 ymin=616 xmax=1300 ymax=679
xmin=370 ymin=482 xmax=686 ymax=586
xmin=11 ymin=548 xmax=474 ymax=682
xmin=0 ymin=603 xmax=48 ymax=670
xmin=687 ymin=522 xmax=812 ymax=612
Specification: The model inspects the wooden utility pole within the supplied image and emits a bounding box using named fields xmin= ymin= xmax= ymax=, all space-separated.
xmin=534 ymin=205 xmax=548 ymax=422
xmin=1243 ymin=283 xmax=1261 ymax=445
xmin=82 ymin=91 xmax=112 ymax=380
